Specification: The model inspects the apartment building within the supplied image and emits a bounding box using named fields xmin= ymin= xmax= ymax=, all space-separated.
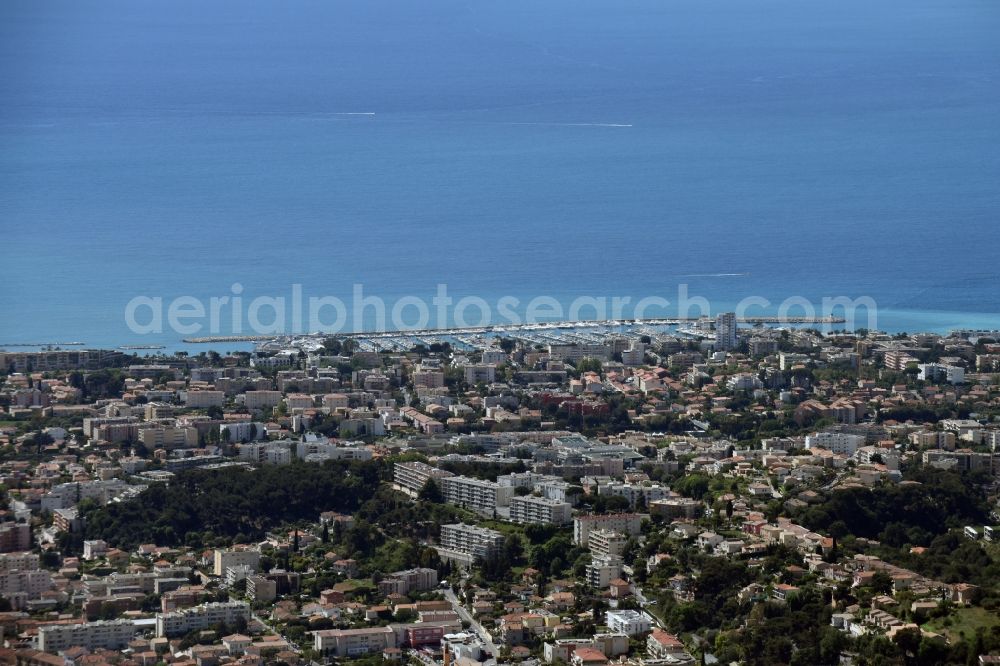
xmin=338 ymin=417 xmax=385 ymax=438
xmin=0 ymin=552 xmax=39 ymax=573
xmin=586 ymin=555 xmax=623 ymax=588
xmin=246 ymin=575 xmax=277 ymax=603
xmin=547 ymin=344 xmax=612 ymax=363
xmin=715 ymin=312 xmax=737 ymax=351
xmin=11 ymin=389 xmax=49 ymax=408
xmin=909 ymin=430 xmax=956 ymax=450
xmin=804 ymin=432 xmax=864 ymax=457
xmin=0 ymin=349 xmax=123 ymax=372
xmin=922 ymin=449 xmax=994 ymax=473
xmin=238 ymin=441 xmax=293 ymax=465
xmin=606 ymin=609 xmax=654 ymax=636
xmin=0 ymin=523 xmax=32 ymax=552
xmin=749 ymin=338 xmax=780 ymax=357
xmin=184 ymin=390 xmax=225 ymax=409
xmin=156 ymin=601 xmax=251 ymax=637
xmin=393 ymin=461 xmax=454 ymax=496
xmin=285 ymin=393 xmax=314 ymax=410
xmin=318 ymin=393 xmax=348 ymax=411
xmin=213 ymin=548 xmax=260 ymax=576
xmin=497 ymin=471 xmax=549 ymax=489
xmin=215 ymin=376 xmax=271 ymax=395
xmin=139 ymin=426 xmax=198 ymax=450
xmin=574 ymin=513 xmax=646 ymax=547
xmin=39 ymin=480 xmax=136 ymax=511
xmin=314 ymin=626 xmax=395 ymax=657
xmin=219 ymin=421 xmax=266 ymax=443
xmin=779 ymin=352 xmax=810 ymax=370
xmin=412 ymin=370 xmax=445 ymax=389
xmin=38 ymin=620 xmax=137 ymax=653
xmin=602 ymin=482 xmax=671 ymax=508
xmin=82 ymin=540 xmax=109 ymax=561
xmin=0 ymin=570 xmax=52 ymax=606
xmin=509 ymin=496 xmax=572 ymax=525
xmin=587 ymin=529 xmax=627 ymax=560
xmin=439 ymin=523 xmax=505 ymax=563
xmin=81 ymin=416 xmax=141 ymax=444
xmin=143 ymin=402 xmax=174 ymax=420
xmin=883 ymin=350 xmax=919 ymax=371
xmin=440 ymin=475 xmax=513 ymax=516
xmin=399 ymin=407 xmax=446 ymax=435
xmin=244 ymin=390 xmax=283 ymax=411
xmin=463 ymin=365 xmax=496 ymax=385
xmin=377 ymin=568 xmax=438 ymax=596
xmin=918 ymin=363 xmax=965 ymax=385
xmin=649 ymin=498 xmax=703 ymax=520
xmin=314 ymin=621 xmax=462 ymax=657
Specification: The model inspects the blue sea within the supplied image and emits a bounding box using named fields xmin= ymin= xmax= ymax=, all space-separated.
xmin=2 ymin=0 xmax=999 ymax=353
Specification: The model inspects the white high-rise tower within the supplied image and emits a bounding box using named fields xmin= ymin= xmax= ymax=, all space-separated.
xmin=715 ymin=312 xmax=737 ymax=350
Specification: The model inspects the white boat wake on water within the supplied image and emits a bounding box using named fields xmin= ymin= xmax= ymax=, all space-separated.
xmin=505 ymin=121 xmax=632 ymax=127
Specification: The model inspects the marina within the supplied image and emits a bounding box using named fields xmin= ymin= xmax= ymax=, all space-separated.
xmin=179 ymin=315 xmax=848 ymax=354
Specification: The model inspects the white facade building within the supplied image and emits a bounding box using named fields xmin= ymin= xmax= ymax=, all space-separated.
xmin=509 ymin=496 xmax=572 ymax=525
xmin=156 ymin=601 xmax=251 ymax=637
xmin=213 ymin=548 xmax=260 ymax=576
xmin=440 ymin=475 xmax=513 ymax=516
xmin=606 ymin=609 xmax=654 ymax=636
xmin=38 ymin=620 xmax=137 ymax=653
xmin=439 ymin=523 xmax=505 ymax=562
xmin=393 ymin=461 xmax=454 ymax=496
xmin=715 ymin=312 xmax=737 ymax=351
xmin=805 ymin=432 xmax=864 ymax=456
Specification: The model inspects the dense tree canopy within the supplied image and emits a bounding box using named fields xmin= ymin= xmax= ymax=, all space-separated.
xmin=796 ymin=469 xmax=989 ymax=544
xmin=83 ymin=460 xmax=387 ymax=549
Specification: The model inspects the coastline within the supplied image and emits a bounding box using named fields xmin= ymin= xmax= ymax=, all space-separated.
xmin=2 ymin=305 xmax=999 ymax=358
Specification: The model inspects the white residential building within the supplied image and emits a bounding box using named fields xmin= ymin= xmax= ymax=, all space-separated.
xmin=139 ymin=426 xmax=199 ymax=450
xmin=38 ymin=620 xmax=137 ymax=653
xmin=0 ymin=552 xmax=39 ymax=573
xmin=156 ymin=601 xmax=251 ymax=637
xmin=184 ymin=390 xmax=225 ymax=409
xmin=213 ymin=548 xmax=260 ymax=576
xmin=587 ymin=529 xmax=627 ymax=559
xmin=393 ymin=461 xmax=454 ymax=496
xmin=481 ymin=350 xmax=508 ymax=365
xmin=918 ymin=363 xmax=965 ymax=384
xmin=509 ymin=496 xmax=572 ymax=525
xmin=606 ymin=609 xmax=654 ymax=636
xmin=439 ymin=523 xmax=505 ymax=562
xmin=715 ymin=312 xmax=737 ymax=351
xmin=586 ymin=555 xmax=623 ymax=588
xmin=440 ymin=475 xmax=513 ymax=516
xmin=220 ymin=421 xmax=266 ymax=443
xmin=82 ymin=540 xmax=109 ymax=560
xmin=463 ymin=365 xmax=496 ymax=385
xmin=547 ymin=344 xmax=612 ymax=363
xmin=243 ymin=390 xmax=283 ymax=411
xmin=805 ymin=432 xmax=864 ymax=457
xmin=0 ymin=570 xmax=52 ymax=605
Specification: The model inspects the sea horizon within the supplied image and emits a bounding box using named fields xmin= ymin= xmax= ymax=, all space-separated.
xmin=2 ymin=0 xmax=999 ymax=351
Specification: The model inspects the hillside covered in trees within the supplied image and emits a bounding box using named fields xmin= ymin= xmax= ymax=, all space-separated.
xmin=82 ymin=460 xmax=386 ymax=549
xmin=795 ymin=468 xmax=991 ymax=546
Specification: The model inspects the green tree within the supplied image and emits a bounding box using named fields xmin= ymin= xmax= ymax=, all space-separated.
xmin=418 ymin=478 xmax=444 ymax=503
